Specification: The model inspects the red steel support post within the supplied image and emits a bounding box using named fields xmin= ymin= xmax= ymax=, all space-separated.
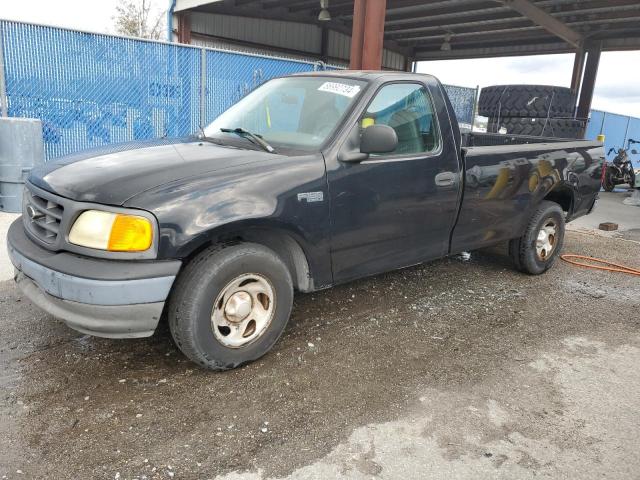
xmin=361 ymin=0 xmax=387 ymax=70
xmin=576 ymin=43 xmax=602 ymax=120
xmin=349 ymin=0 xmax=366 ymax=69
xmin=177 ymin=12 xmax=191 ymax=44
xmin=570 ymin=48 xmax=586 ymax=95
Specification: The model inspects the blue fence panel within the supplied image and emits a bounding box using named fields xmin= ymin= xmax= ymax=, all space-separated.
xmin=1 ymin=21 xmax=202 ymax=160
xmin=203 ymin=50 xmax=316 ymax=125
xmin=585 ymin=110 xmax=604 ymax=141
xmin=0 ymin=20 xmax=479 ymax=160
xmin=442 ymin=84 xmax=477 ymax=127
xmin=586 ymin=109 xmax=640 ymax=168
xmin=601 ymin=112 xmax=629 ymax=160
xmin=625 ymin=117 xmax=640 ymax=168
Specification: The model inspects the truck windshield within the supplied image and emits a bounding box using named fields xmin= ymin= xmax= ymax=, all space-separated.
xmin=204 ymin=77 xmax=366 ymax=150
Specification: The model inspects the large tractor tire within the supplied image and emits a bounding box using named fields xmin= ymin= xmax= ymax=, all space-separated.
xmin=488 ymin=117 xmax=584 ymax=139
xmin=479 ymin=85 xmax=576 ymax=118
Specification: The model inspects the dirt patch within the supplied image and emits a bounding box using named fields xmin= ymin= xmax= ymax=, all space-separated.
xmin=1 ymin=231 xmax=639 ymax=479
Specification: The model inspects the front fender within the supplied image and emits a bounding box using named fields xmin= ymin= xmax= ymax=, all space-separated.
xmin=125 ymin=153 xmax=333 ymax=288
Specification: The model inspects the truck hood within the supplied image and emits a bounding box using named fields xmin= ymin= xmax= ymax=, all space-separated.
xmin=29 ymin=138 xmax=281 ymax=205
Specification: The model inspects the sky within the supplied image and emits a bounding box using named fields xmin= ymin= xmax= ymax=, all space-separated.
xmin=2 ymin=0 xmax=639 ymax=118
xmin=418 ymin=52 xmax=640 ymax=117
xmin=1 ymin=0 xmax=127 ymax=35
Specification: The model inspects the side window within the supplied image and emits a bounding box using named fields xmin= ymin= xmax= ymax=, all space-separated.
xmin=363 ymin=83 xmax=440 ymax=155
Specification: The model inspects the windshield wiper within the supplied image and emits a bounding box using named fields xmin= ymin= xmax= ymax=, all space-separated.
xmin=220 ymin=127 xmax=275 ymax=153
xmin=197 ymin=127 xmax=226 ymax=146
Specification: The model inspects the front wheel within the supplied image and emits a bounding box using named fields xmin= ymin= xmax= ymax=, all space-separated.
xmin=168 ymin=243 xmax=293 ymax=370
xmin=509 ymin=201 xmax=565 ymax=275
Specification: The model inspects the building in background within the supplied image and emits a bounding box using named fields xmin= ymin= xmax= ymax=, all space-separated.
xmin=168 ymin=0 xmax=408 ymax=70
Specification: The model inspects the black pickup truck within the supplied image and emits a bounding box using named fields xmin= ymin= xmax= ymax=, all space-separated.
xmin=8 ymin=71 xmax=604 ymax=370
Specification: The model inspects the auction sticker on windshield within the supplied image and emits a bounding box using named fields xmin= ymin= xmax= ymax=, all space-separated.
xmin=318 ymin=82 xmax=361 ymax=98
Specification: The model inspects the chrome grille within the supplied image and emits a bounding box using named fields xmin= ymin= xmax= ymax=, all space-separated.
xmin=23 ymin=187 xmax=64 ymax=244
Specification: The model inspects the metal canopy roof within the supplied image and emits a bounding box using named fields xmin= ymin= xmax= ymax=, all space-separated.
xmin=177 ymin=0 xmax=640 ymax=60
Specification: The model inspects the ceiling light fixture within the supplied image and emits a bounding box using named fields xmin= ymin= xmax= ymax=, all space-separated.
xmin=441 ymin=33 xmax=453 ymax=51
xmin=318 ymin=0 xmax=331 ymax=21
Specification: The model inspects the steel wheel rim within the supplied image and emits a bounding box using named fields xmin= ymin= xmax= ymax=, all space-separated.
xmin=211 ymin=273 xmax=276 ymax=348
xmin=536 ymin=219 xmax=558 ymax=261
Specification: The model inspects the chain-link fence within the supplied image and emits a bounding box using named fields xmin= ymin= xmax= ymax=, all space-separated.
xmin=0 ymin=20 xmax=478 ymax=161
xmin=442 ymin=84 xmax=478 ymax=129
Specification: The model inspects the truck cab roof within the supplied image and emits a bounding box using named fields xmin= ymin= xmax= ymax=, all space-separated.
xmin=292 ymin=70 xmax=438 ymax=84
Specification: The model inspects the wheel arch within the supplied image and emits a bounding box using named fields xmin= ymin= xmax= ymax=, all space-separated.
xmin=177 ymin=221 xmax=317 ymax=293
xmin=514 ymin=186 xmax=575 ymax=239
xmin=543 ymin=185 xmax=576 ymax=216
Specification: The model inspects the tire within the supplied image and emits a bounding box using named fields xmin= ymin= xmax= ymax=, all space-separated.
xmin=602 ymin=167 xmax=616 ymax=192
xmin=509 ymin=201 xmax=565 ymax=275
xmin=168 ymin=243 xmax=293 ymax=370
xmin=628 ymin=169 xmax=636 ymax=189
xmin=488 ymin=117 xmax=583 ymax=139
xmin=479 ymin=85 xmax=576 ymax=118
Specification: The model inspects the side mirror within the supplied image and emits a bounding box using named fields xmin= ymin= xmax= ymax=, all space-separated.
xmin=360 ymin=124 xmax=398 ymax=155
xmin=632 ymin=150 xmax=638 ymax=155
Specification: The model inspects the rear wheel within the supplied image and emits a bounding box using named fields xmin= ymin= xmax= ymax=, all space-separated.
xmin=509 ymin=201 xmax=565 ymax=275
xmin=603 ymin=167 xmax=616 ymax=192
xmin=168 ymin=243 xmax=293 ymax=370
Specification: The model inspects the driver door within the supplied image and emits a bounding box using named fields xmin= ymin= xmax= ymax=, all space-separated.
xmin=328 ymin=81 xmax=461 ymax=283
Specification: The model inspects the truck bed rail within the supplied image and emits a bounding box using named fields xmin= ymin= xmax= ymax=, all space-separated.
xmin=462 ymin=132 xmax=581 ymax=148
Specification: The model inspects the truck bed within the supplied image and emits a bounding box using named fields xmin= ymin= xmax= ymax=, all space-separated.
xmin=451 ymin=134 xmax=604 ymax=254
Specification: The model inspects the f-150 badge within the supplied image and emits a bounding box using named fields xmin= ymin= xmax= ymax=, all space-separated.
xmin=297 ymin=192 xmax=324 ymax=203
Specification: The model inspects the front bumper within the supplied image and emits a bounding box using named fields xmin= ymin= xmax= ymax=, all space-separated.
xmin=8 ymin=219 xmax=182 ymax=338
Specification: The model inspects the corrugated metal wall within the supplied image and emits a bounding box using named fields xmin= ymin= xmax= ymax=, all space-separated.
xmin=186 ymin=12 xmax=406 ymax=70
xmin=191 ymin=13 xmax=322 ymax=55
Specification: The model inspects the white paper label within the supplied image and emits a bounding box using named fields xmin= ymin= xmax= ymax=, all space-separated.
xmin=318 ymin=82 xmax=361 ymax=98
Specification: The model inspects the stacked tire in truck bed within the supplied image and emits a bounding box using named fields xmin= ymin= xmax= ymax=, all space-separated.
xmin=480 ymin=85 xmax=583 ymax=139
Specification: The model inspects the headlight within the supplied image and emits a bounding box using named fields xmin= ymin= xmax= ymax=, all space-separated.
xmin=69 ymin=210 xmax=153 ymax=252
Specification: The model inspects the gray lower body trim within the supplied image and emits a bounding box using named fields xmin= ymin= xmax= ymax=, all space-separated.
xmin=9 ymin=234 xmax=179 ymax=338
xmin=15 ymin=273 xmax=163 ymax=338
xmin=8 ymin=245 xmax=176 ymax=306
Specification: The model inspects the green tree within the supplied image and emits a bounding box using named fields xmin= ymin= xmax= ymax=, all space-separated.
xmin=113 ymin=0 xmax=165 ymax=40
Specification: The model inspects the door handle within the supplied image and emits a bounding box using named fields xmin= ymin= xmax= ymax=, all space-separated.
xmin=435 ymin=171 xmax=457 ymax=187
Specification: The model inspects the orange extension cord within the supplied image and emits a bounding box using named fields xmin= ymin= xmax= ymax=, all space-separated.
xmin=560 ymin=254 xmax=640 ymax=276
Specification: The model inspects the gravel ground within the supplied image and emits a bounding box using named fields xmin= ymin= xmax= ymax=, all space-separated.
xmin=1 ymin=226 xmax=639 ymax=480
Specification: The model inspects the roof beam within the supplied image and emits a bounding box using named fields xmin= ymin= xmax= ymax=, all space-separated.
xmin=413 ymin=24 xmax=640 ymax=60
xmin=386 ymin=0 xmax=640 ymax=36
xmin=498 ymin=0 xmax=583 ymax=47
xmin=415 ymin=42 xmax=573 ymax=60
xmin=175 ymin=0 xmax=225 ymax=13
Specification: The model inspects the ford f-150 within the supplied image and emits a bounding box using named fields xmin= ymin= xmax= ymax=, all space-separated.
xmin=8 ymin=71 xmax=604 ymax=370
